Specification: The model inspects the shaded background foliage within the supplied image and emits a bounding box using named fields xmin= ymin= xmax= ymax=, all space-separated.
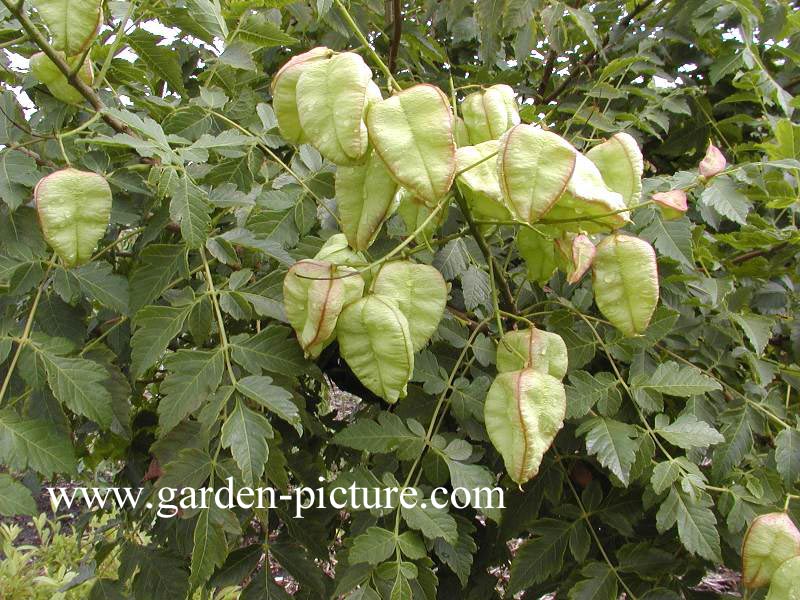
xmin=0 ymin=0 xmax=799 ymax=598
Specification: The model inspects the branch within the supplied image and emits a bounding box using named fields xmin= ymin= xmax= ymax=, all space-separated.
xmin=387 ymin=0 xmax=402 ymax=75
xmin=541 ymin=0 xmax=658 ymax=104
xmin=1 ymin=0 xmax=130 ymax=134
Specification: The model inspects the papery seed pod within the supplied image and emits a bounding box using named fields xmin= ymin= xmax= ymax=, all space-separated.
xmin=454 ymin=116 xmax=471 ymax=147
xmin=336 ymin=295 xmax=414 ymax=403
xmin=372 ymin=261 xmax=447 ymax=352
xmin=30 ymin=52 xmax=93 ymax=105
xmin=297 ymin=52 xmax=377 ymax=165
xmin=544 ymin=153 xmax=630 ymax=233
xmin=652 ymin=190 xmax=688 ymax=221
xmin=35 ymin=168 xmax=112 ymax=267
xmin=366 ymin=84 xmax=456 ymax=204
xmin=314 ymin=233 xmax=369 ymax=271
xmin=396 ymin=188 xmax=449 ymax=245
xmin=497 ymin=125 xmax=577 ymax=223
xmin=742 ymin=512 xmax=800 ymax=588
xmin=336 ymin=150 xmax=398 ymax=251
xmin=283 ymin=260 xmax=364 ymax=358
xmin=592 ymin=234 xmax=659 ymax=336
xmin=699 ymin=143 xmax=726 ymax=178
xmin=555 ymin=233 xmax=595 ymax=284
xmin=585 ymin=132 xmax=644 ymax=207
xmin=461 ymin=84 xmax=520 ymax=144
xmin=496 ymin=328 xmax=568 ymax=379
xmin=484 ymin=369 xmax=566 ymax=485
xmin=271 ymin=47 xmax=333 ymax=144
xmin=765 ymin=556 xmax=800 ymax=600
xmin=455 ymin=140 xmax=512 ymax=221
xmin=517 ymin=227 xmax=557 ymax=284
xmin=32 ymin=0 xmax=102 ymax=55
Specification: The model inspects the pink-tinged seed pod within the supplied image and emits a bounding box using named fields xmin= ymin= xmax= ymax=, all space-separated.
xmin=653 ymin=190 xmax=688 ymax=220
xmin=699 ymin=143 xmax=726 ymax=178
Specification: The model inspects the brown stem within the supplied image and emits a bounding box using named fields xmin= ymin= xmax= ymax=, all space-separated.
xmin=388 ymin=0 xmax=402 ymax=74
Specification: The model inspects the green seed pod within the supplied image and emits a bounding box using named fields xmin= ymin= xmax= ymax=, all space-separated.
xmin=283 ymin=259 xmax=364 ymax=358
xmin=372 ymin=261 xmax=447 ymax=352
xmin=336 ymin=295 xmax=414 ymax=403
xmin=742 ymin=513 xmax=800 ymax=589
xmin=652 ymin=190 xmax=688 ymax=221
xmin=366 ymin=84 xmax=456 ymax=204
xmin=34 ymin=168 xmax=112 ymax=267
xmin=336 ymin=150 xmax=398 ymax=251
xmin=765 ymin=556 xmax=800 ymax=600
xmin=454 ymin=116 xmax=471 ymax=147
xmin=271 ymin=47 xmax=333 ymax=144
xmin=585 ymin=132 xmax=644 ymax=207
xmin=555 ymin=233 xmax=595 ymax=284
xmin=296 ymin=52 xmax=378 ymax=165
xmin=496 ymin=328 xmax=568 ymax=379
xmin=32 ymin=0 xmax=102 ymax=55
xmin=484 ymin=369 xmax=566 ymax=485
xmin=592 ymin=234 xmax=659 ymax=336
xmin=517 ymin=227 xmax=557 ymax=284
xmin=461 ymin=84 xmax=520 ymax=144
xmin=456 ymin=140 xmax=512 ymax=221
xmin=315 ymin=233 xmax=368 ymax=270
xmin=30 ymin=52 xmax=93 ymax=105
xmin=544 ymin=153 xmax=630 ymax=232
xmin=497 ymin=125 xmax=577 ymax=223
xmin=396 ymin=188 xmax=448 ymax=245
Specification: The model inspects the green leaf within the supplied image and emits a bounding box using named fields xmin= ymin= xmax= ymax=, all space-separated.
xmin=159 ymin=349 xmax=225 ymax=434
xmin=775 ymin=428 xmax=800 ymax=485
xmin=577 ymin=417 xmax=638 ymax=485
xmin=0 ymin=409 xmax=76 ymax=475
xmin=651 ymin=461 xmax=681 ymax=495
xmin=633 ymin=362 xmax=721 ymax=397
xmin=655 ymin=414 xmax=724 ymax=450
xmin=730 ymin=313 xmax=774 ymax=356
xmin=507 ymin=519 xmax=572 ymax=593
xmin=236 ymin=13 xmax=298 ymax=48
xmin=187 ymin=0 xmax=228 ymax=39
xmin=236 ymin=375 xmax=299 ymax=428
xmin=332 ymin=412 xmax=421 ymax=455
xmin=461 ymin=265 xmax=492 ymax=311
xmin=401 ymin=502 xmax=458 ymax=543
xmin=190 ymin=508 xmax=228 ymax=590
xmin=656 ymin=488 xmax=721 ymax=562
xmin=169 ymin=175 xmax=211 ymax=248
xmin=349 ymin=527 xmax=397 ymax=565
xmin=230 ymin=326 xmax=308 ymax=376
xmin=158 ymin=447 xmax=212 ymax=490
xmin=640 ymin=217 xmax=694 ymax=266
xmin=128 ymin=30 xmax=187 ymax=95
xmin=432 ymin=517 xmax=476 ymax=587
xmin=129 ymin=244 xmax=186 ymax=313
xmin=0 ymin=474 xmax=36 ymax=516
xmin=700 ymin=176 xmax=752 ymax=225
xmin=131 ymin=305 xmax=191 ymax=378
xmin=221 ymin=399 xmax=272 ymax=486
xmin=42 ymin=352 xmax=113 ymax=426
xmin=73 ymin=261 xmax=130 ymax=315
xmin=568 ymin=562 xmax=618 ymax=600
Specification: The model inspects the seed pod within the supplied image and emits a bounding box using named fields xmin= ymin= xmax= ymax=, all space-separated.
xmin=699 ymin=143 xmax=726 ymax=178
xmin=271 ymin=47 xmax=333 ymax=144
xmin=517 ymin=227 xmax=557 ymax=284
xmin=765 ymin=556 xmax=800 ymax=600
xmin=742 ymin=512 xmax=800 ymax=588
xmin=396 ymin=188 xmax=448 ymax=245
xmin=484 ymin=369 xmax=566 ymax=485
xmin=496 ymin=328 xmax=568 ymax=379
xmin=544 ymin=153 xmax=629 ymax=232
xmin=456 ymin=140 xmax=512 ymax=221
xmin=652 ymin=190 xmax=688 ymax=221
xmin=336 ymin=150 xmax=398 ymax=251
xmin=461 ymin=84 xmax=520 ymax=144
xmin=32 ymin=0 xmax=102 ymax=55
xmin=297 ymin=52 xmax=378 ymax=165
xmin=555 ymin=233 xmax=595 ymax=284
xmin=35 ymin=168 xmax=112 ymax=267
xmin=585 ymin=132 xmax=644 ymax=207
xmin=454 ymin=116 xmax=471 ymax=147
xmin=30 ymin=52 xmax=93 ymax=105
xmin=283 ymin=260 xmax=364 ymax=358
xmin=592 ymin=234 xmax=659 ymax=336
xmin=315 ymin=233 xmax=368 ymax=270
xmin=336 ymin=295 xmax=414 ymax=403
xmin=497 ymin=125 xmax=576 ymax=223
xmin=366 ymin=84 xmax=456 ymax=204
xmin=372 ymin=261 xmax=447 ymax=352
